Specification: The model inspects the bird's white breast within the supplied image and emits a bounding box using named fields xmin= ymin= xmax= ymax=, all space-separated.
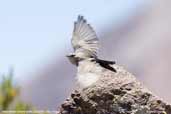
xmin=76 ymin=59 xmax=102 ymax=88
xmin=76 ymin=72 xmax=100 ymax=88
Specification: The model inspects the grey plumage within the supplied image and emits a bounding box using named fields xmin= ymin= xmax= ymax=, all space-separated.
xmin=71 ymin=15 xmax=99 ymax=58
xmin=67 ymin=15 xmax=116 ymax=88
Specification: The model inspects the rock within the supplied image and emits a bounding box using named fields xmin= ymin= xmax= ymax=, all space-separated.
xmin=57 ymin=65 xmax=171 ymax=114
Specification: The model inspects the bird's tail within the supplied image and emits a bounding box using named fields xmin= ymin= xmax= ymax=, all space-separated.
xmin=96 ymin=59 xmax=115 ymax=65
xmin=96 ymin=59 xmax=116 ymax=72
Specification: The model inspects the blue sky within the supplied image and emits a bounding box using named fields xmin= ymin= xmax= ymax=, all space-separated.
xmin=0 ymin=0 xmax=148 ymax=82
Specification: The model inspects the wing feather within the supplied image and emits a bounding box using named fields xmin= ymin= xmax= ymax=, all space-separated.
xmin=71 ymin=15 xmax=99 ymax=57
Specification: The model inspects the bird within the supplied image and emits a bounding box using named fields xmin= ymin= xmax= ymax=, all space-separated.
xmin=67 ymin=15 xmax=116 ymax=88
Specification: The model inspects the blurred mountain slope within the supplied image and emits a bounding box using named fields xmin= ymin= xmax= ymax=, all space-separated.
xmin=21 ymin=0 xmax=171 ymax=110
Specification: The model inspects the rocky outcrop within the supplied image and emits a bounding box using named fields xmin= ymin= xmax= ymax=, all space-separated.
xmin=57 ymin=65 xmax=171 ymax=114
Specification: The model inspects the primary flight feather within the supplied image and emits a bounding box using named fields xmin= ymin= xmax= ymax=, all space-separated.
xmin=71 ymin=15 xmax=99 ymax=58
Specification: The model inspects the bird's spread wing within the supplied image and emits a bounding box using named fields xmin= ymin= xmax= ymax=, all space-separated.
xmin=71 ymin=15 xmax=99 ymax=57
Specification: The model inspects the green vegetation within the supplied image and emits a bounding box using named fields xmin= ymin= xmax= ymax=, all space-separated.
xmin=0 ymin=70 xmax=52 ymax=114
xmin=0 ymin=70 xmax=32 ymax=112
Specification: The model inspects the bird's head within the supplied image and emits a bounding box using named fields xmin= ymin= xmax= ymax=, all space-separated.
xmin=66 ymin=53 xmax=78 ymax=65
xmin=66 ymin=53 xmax=75 ymax=58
